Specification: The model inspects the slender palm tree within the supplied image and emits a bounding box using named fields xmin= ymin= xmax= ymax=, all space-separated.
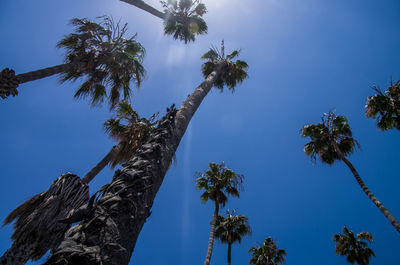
xmin=249 ymin=237 xmax=287 ymax=265
xmin=301 ymin=111 xmax=400 ymax=233
xmin=0 ymin=16 xmax=145 ymax=109
xmin=0 ymin=102 xmax=156 ymax=265
xmin=44 ymin=43 xmax=248 ymax=265
xmin=333 ymin=226 xmax=375 ymax=265
xmin=365 ymin=79 xmax=400 ymax=131
xmin=196 ymin=163 xmax=244 ymax=265
xmin=215 ymin=210 xmax=251 ymax=265
xmin=120 ymin=0 xmax=207 ymax=43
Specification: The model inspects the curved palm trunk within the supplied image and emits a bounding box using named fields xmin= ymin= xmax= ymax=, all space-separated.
xmin=341 ymin=156 xmax=400 ymax=233
xmin=227 ymin=242 xmax=232 ymax=265
xmin=0 ymin=63 xmax=72 ymax=99
xmin=120 ymin=0 xmax=166 ymax=19
xmin=44 ymin=65 xmax=223 ymax=265
xmin=332 ymin=141 xmax=400 ymax=233
xmin=204 ymin=201 xmax=219 ymax=265
xmin=81 ymin=144 xmax=121 ymax=185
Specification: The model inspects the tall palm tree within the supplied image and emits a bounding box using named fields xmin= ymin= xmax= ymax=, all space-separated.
xmin=120 ymin=0 xmax=207 ymax=43
xmin=365 ymin=79 xmax=400 ymax=131
xmin=215 ymin=210 xmax=251 ymax=265
xmin=248 ymin=237 xmax=287 ymax=265
xmin=333 ymin=226 xmax=375 ymax=265
xmin=0 ymin=102 xmax=156 ymax=265
xmin=0 ymin=16 xmax=145 ymax=109
xmin=196 ymin=163 xmax=244 ymax=265
xmin=301 ymin=111 xmax=400 ymax=233
xmin=44 ymin=43 xmax=248 ymax=265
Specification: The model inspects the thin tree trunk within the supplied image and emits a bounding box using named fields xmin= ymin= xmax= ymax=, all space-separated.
xmin=332 ymin=142 xmax=400 ymax=233
xmin=15 ymin=63 xmax=73 ymax=84
xmin=227 ymin=242 xmax=232 ymax=265
xmin=120 ymin=0 xmax=166 ymax=19
xmin=81 ymin=145 xmax=121 ymax=185
xmin=341 ymin=156 xmax=400 ymax=233
xmin=44 ymin=64 xmax=224 ymax=265
xmin=204 ymin=201 xmax=219 ymax=265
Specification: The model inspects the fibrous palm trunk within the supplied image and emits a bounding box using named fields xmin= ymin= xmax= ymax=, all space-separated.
xmin=341 ymin=156 xmax=400 ymax=233
xmin=120 ymin=0 xmax=166 ymax=19
xmin=44 ymin=64 xmax=223 ymax=265
xmin=204 ymin=201 xmax=219 ymax=265
xmin=0 ymin=145 xmax=121 ymax=265
xmin=0 ymin=63 xmax=73 ymax=99
xmin=332 ymin=142 xmax=400 ymax=233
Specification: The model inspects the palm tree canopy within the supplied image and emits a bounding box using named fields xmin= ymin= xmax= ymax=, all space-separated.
xmin=201 ymin=41 xmax=249 ymax=92
xmin=249 ymin=237 xmax=287 ymax=265
xmin=365 ymin=80 xmax=400 ymax=131
xmin=301 ymin=111 xmax=359 ymax=165
xmin=333 ymin=226 xmax=375 ymax=265
xmin=58 ymin=16 xmax=146 ymax=108
xmin=215 ymin=210 xmax=251 ymax=245
xmin=104 ymin=101 xmax=158 ymax=167
xmin=161 ymin=0 xmax=207 ymax=43
xmin=196 ymin=162 xmax=244 ymax=207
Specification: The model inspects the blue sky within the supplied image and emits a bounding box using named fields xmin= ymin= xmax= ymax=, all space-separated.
xmin=0 ymin=0 xmax=399 ymax=264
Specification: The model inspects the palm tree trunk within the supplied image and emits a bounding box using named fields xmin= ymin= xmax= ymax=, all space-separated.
xmin=332 ymin=140 xmax=400 ymax=233
xmin=120 ymin=0 xmax=167 ymax=19
xmin=204 ymin=201 xmax=219 ymax=265
xmin=0 ymin=63 xmax=73 ymax=99
xmin=15 ymin=63 xmax=73 ymax=84
xmin=44 ymin=64 xmax=224 ymax=265
xmin=81 ymin=144 xmax=121 ymax=185
xmin=227 ymin=243 xmax=232 ymax=265
xmin=341 ymin=156 xmax=400 ymax=233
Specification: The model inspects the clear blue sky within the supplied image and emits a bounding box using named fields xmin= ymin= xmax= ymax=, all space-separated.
xmin=0 ymin=0 xmax=399 ymax=264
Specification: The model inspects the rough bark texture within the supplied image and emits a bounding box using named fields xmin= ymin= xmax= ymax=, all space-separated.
xmin=0 ymin=173 xmax=88 ymax=265
xmin=120 ymin=0 xmax=166 ymax=19
xmin=341 ymin=156 xmax=400 ymax=233
xmin=82 ymin=145 xmax=121 ymax=185
xmin=204 ymin=202 xmax=219 ymax=265
xmin=0 ymin=63 xmax=72 ymax=99
xmin=44 ymin=66 xmax=222 ymax=265
xmin=331 ymin=141 xmax=400 ymax=233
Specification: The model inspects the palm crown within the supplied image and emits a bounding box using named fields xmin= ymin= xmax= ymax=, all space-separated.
xmin=196 ymin=162 xmax=244 ymax=207
xmin=201 ymin=41 xmax=249 ymax=92
xmin=249 ymin=237 xmax=287 ymax=265
xmin=161 ymin=0 xmax=207 ymax=43
xmin=301 ymin=111 xmax=359 ymax=165
xmin=59 ymin=16 xmax=146 ymax=108
xmin=333 ymin=226 xmax=375 ymax=265
xmin=365 ymin=80 xmax=400 ymax=131
xmin=215 ymin=210 xmax=251 ymax=244
xmin=104 ymin=101 xmax=157 ymax=167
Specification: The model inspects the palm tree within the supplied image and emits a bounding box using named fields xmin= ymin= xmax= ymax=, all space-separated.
xmin=196 ymin=163 xmax=244 ymax=265
xmin=44 ymin=43 xmax=248 ymax=265
xmin=215 ymin=210 xmax=251 ymax=265
xmin=120 ymin=0 xmax=207 ymax=43
xmin=365 ymin=79 xmax=400 ymax=131
xmin=249 ymin=237 xmax=287 ymax=265
xmin=333 ymin=226 xmax=375 ymax=265
xmin=0 ymin=102 xmax=156 ymax=265
xmin=301 ymin=111 xmax=400 ymax=233
xmin=0 ymin=16 xmax=145 ymax=109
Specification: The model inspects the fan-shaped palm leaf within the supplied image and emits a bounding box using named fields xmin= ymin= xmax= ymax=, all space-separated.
xmin=249 ymin=237 xmax=287 ymax=265
xmin=333 ymin=226 xmax=375 ymax=265
xmin=0 ymin=16 xmax=146 ymax=109
xmin=365 ymin=80 xmax=400 ymax=131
